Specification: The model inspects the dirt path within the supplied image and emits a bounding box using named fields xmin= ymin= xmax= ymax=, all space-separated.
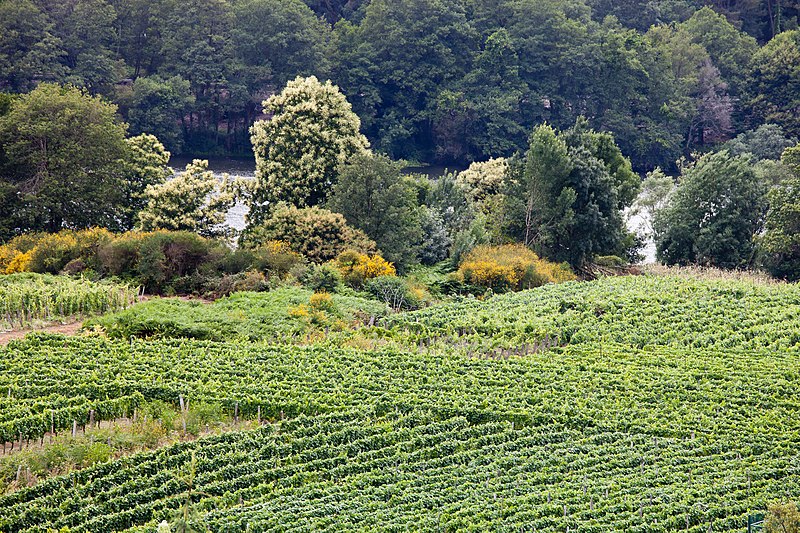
xmin=0 ymin=321 xmax=84 ymax=346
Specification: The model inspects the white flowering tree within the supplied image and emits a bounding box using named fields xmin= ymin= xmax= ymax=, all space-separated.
xmin=120 ymin=133 xmax=172 ymax=230
xmin=137 ymin=159 xmax=237 ymax=238
xmin=248 ymin=75 xmax=369 ymax=225
xmin=456 ymin=157 xmax=508 ymax=212
xmin=455 ymin=157 xmax=508 ymax=240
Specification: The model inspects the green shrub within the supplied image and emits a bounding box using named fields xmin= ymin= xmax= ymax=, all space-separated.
xmin=209 ymin=270 xmax=269 ymax=298
xmin=765 ymin=502 xmax=800 ymax=533
xmin=365 ymin=276 xmax=421 ymax=311
xmin=22 ymin=228 xmax=114 ymax=274
xmin=136 ymin=231 xmax=222 ymax=294
xmin=303 ymin=264 xmax=343 ymax=293
xmin=98 ymin=232 xmax=148 ymax=277
xmin=251 ymin=241 xmax=306 ymax=280
xmin=241 ymin=204 xmax=377 ymax=263
xmin=185 ymin=403 xmax=226 ymax=436
xmin=594 ymin=255 xmax=627 ymax=268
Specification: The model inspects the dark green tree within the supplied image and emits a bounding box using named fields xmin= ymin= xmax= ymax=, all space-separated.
xmin=125 ymin=75 xmax=194 ymax=152
xmin=302 ymin=0 xmax=366 ymax=23
xmin=761 ymin=143 xmax=800 ymax=280
xmin=0 ymin=84 xmax=129 ymax=232
xmin=680 ymin=7 xmax=758 ymax=97
xmin=506 ymin=119 xmax=639 ymax=267
xmin=431 ymin=28 xmax=527 ymax=162
xmin=654 ymin=150 xmax=767 ymax=268
xmin=157 ymin=0 xmax=241 ymax=151
xmin=331 ymin=0 xmax=478 ymax=160
xmin=747 ymin=30 xmax=800 ymax=139
xmin=35 ymin=0 xmax=122 ymax=93
xmin=0 ymin=0 xmax=66 ymax=92
xmin=724 ymin=123 xmax=797 ymax=161
xmin=233 ymin=0 xmax=331 ymax=90
xmin=328 ymin=152 xmax=423 ymax=270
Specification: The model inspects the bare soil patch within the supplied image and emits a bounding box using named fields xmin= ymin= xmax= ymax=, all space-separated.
xmin=0 ymin=321 xmax=84 ymax=346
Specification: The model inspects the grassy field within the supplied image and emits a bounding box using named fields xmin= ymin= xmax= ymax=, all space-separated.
xmin=88 ymin=286 xmax=389 ymax=342
xmin=0 ymin=273 xmax=798 ymax=531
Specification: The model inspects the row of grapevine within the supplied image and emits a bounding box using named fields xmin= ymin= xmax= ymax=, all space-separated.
xmin=0 ymin=329 xmax=798 ymax=530
xmin=4 ymin=334 xmax=799 ymax=444
xmin=0 ymin=409 xmax=789 ymax=532
xmin=0 ymin=274 xmax=136 ymax=330
xmin=381 ymin=275 xmax=800 ymax=352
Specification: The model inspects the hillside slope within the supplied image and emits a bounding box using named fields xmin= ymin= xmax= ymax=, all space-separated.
xmin=1 ymin=274 xmax=798 ymax=532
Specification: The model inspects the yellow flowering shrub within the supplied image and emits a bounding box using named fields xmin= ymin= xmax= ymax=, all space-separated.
xmin=309 ymin=292 xmax=335 ymax=312
xmin=288 ymin=299 xmax=330 ymax=327
xmin=263 ymin=240 xmax=294 ymax=255
xmin=458 ymin=244 xmax=575 ymax=292
xmin=5 ymin=251 xmax=32 ymax=274
xmin=0 ymin=233 xmax=46 ymax=272
xmin=288 ymin=304 xmax=311 ymax=319
xmin=0 ymin=228 xmax=115 ymax=274
xmin=334 ymin=250 xmax=396 ymax=288
xmin=0 ymin=246 xmax=19 ymax=273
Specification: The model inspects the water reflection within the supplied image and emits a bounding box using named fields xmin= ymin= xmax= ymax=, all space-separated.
xmin=168 ymin=155 xmax=256 ymax=178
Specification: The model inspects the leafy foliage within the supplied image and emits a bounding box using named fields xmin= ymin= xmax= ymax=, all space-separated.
xmin=328 ymin=152 xmax=422 ymax=270
xmin=242 ymin=204 xmax=376 ymax=263
xmin=137 ymin=159 xmax=237 ymax=238
xmin=505 ymin=120 xmax=640 ymax=266
xmin=0 ymin=0 xmax=796 ymax=172
xmin=456 ymin=244 xmax=575 ymax=292
xmin=248 ymin=76 xmax=368 ymax=223
xmin=654 ymin=150 xmax=767 ymax=268
xmin=747 ymin=30 xmax=800 ymax=139
xmin=760 ymin=143 xmax=800 ymax=280
xmin=0 ymin=84 xmax=129 ymax=234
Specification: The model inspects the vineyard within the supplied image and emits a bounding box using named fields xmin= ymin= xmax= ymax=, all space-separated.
xmin=1 ymin=274 xmax=799 ymax=531
xmin=0 ymin=274 xmax=137 ymax=331
xmin=381 ymin=274 xmax=800 ymax=352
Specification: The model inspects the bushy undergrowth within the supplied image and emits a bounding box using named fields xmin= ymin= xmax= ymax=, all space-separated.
xmin=0 ymin=229 xmax=307 ymax=296
xmin=89 ymin=286 xmax=389 ymax=341
xmin=455 ymin=244 xmax=575 ymax=292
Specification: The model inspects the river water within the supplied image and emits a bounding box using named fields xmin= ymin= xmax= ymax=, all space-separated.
xmin=169 ymin=156 xmax=656 ymax=263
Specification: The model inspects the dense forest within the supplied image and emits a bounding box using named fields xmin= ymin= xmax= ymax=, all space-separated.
xmin=1 ymin=0 xmax=798 ymax=171
xmin=1 ymin=0 xmax=800 ymax=282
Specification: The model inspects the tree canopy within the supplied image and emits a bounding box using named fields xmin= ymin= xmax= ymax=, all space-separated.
xmin=505 ymin=120 xmax=639 ymax=267
xmin=328 ymin=152 xmax=423 ymax=271
xmin=653 ymin=150 xmax=767 ymax=268
xmin=248 ymin=76 xmax=368 ymax=224
xmin=0 ymin=83 xmax=129 ymax=233
xmin=0 ymin=0 xmax=796 ymax=172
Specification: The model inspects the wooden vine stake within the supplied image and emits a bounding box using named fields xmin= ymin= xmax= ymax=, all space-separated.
xmin=180 ymin=395 xmax=187 ymax=435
